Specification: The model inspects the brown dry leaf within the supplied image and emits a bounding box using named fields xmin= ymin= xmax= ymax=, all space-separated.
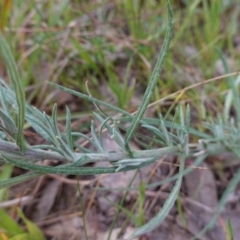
xmin=97 ymin=227 xmax=139 ymax=240
xmin=183 ymin=162 xmax=225 ymax=240
xmin=222 ymin=211 xmax=240 ymax=237
xmin=34 ymin=180 xmax=61 ymax=221
xmin=167 ymin=224 xmax=192 ymax=240
xmin=43 ymin=216 xmax=83 ymax=239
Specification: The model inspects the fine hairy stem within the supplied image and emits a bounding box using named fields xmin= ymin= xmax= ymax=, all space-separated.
xmin=0 ymin=138 xmax=228 ymax=167
xmin=0 ymin=138 xmax=181 ymax=165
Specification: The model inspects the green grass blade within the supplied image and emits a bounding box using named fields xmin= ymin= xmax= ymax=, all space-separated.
xmin=17 ymin=208 xmax=46 ymax=240
xmin=138 ymin=180 xmax=146 ymax=226
xmin=0 ymin=163 xmax=13 ymax=201
xmin=124 ymin=0 xmax=173 ymax=150
xmin=226 ymin=218 xmax=234 ymax=240
xmin=104 ymin=196 xmax=140 ymax=226
xmin=0 ymin=209 xmax=24 ymax=237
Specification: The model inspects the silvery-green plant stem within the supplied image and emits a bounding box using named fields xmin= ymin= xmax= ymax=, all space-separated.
xmin=0 ymin=138 xmax=180 ymax=164
xmin=0 ymin=139 xmax=67 ymax=162
xmin=0 ymin=138 xmax=228 ymax=167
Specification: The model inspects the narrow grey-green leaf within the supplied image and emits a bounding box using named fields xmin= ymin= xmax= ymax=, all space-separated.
xmin=52 ymin=104 xmax=61 ymax=137
xmin=0 ymin=32 xmax=26 ymax=151
xmin=85 ymin=81 xmax=109 ymax=118
xmin=129 ymin=153 xmax=185 ymax=239
xmin=55 ymin=136 xmax=76 ymax=160
xmin=0 ymin=172 xmax=42 ymax=190
xmin=66 ymin=106 xmax=73 ymax=151
xmin=160 ymin=114 xmax=171 ymax=145
xmin=0 ymin=110 xmax=17 ymax=138
xmin=93 ymin=112 xmax=125 ymax=150
xmin=74 ymin=143 xmax=92 ymax=153
xmin=72 ymin=132 xmax=97 ymax=148
xmin=0 ymin=124 xmax=11 ymax=136
xmin=124 ymin=0 xmax=173 ymax=150
xmin=0 ymin=84 xmax=11 ymax=117
xmin=91 ymin=120 xmax=104 ymax=152
xmin=112 ymin=121 xmax=125 ymax=150
xmin=180 ymin=105 xmax=184 ymax=128
xmin=31 ymin=145 xmax=60 ymax=151
xmin=170 ymin=107 xmax=179 ymax=135
xmin=121 ymin=116 xmax=211 ymax=139
xmin=3 ymin=155 xmax=117 ymax=175
xmin=28 ymin=106 xmax=48 ymax=125
xmin=93 ymin=112 xmax=113 ymax=134
xmin=26 ymin=115 xmax=54 ymax=143
xmin=3 ymin=155 xmax=156 ymax=176
xmin=49 ymin=82 xmax=210 ymax=139
xmin=44 ymin=114 xmax=61 ymax=147
xmin=50 ymin=82 xmax=131 ymax=117
xmin=99 ymin=116 xmax=111 ymax=152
